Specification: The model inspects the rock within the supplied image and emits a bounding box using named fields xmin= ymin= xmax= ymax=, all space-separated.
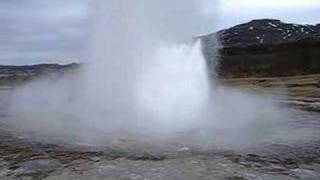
xmin=13 ymin=159 xmax=61 ymax=178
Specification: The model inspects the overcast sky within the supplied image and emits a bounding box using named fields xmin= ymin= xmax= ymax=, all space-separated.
xmin=218 ymin=0 xmax=320 ymax=29
xmin=0 ymin=0 xmax=319 ymax=65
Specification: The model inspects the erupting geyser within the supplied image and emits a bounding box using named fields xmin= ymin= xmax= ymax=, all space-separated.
xmin=8 ymin=0 xmax=288 ymax=149
xmin=81 ymin=0 xmax=216 ymax=135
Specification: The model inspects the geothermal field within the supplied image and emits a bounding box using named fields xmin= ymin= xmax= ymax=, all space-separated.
xmin=0 ymin=0 xmax=320 ymax=179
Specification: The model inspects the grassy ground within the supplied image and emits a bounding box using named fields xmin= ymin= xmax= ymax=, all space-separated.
xmin=222 ymin=74 xmax=320 ymax=112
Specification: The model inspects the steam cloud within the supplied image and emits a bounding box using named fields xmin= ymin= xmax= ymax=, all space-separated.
xmin=8 ymin=0 xmax=289 ymax=150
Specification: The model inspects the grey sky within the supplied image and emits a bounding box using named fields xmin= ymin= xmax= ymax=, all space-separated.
xmin=0 ymin=0 xmax=90 ymax=65
xmin=217 ymin=0 xmax=320 ymax=29
xmin=0 ymin=0 xmax=319 ymax=65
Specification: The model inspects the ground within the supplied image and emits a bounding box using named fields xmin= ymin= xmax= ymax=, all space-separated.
xmin=0 ymin=74 xmax=320 ymax=180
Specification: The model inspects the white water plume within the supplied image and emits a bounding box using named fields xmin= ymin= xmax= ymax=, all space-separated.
xmin=7 ymin=0 xmax=289 ymax=149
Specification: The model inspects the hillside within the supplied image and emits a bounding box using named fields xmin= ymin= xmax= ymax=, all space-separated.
xmin=0 ymin=63 xmax=79 ymax=86
xmin=201 ymin=19 xmax=320 ymax=77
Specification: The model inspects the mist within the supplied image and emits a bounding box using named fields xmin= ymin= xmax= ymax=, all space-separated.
xmin=7 ymin=0 xmax=289 ymax=150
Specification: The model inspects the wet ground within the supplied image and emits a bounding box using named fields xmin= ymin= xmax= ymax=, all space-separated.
xmin=0 ymin=74 xmax=320 ymax=180
xmin=0 ymin=110 xmax=319 ymax=180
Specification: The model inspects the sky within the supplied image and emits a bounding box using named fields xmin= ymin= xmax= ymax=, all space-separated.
xmin=218 ymin=0 xmax=320 ymax=28
xmin=0 ymin=0 xmax=319 ymax=65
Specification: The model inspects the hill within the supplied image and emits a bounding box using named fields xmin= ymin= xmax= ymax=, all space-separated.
xmin=201 ymin=19 xmax=320 ymax=77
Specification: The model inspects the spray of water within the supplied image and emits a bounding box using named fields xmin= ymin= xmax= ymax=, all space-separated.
xmin=8 ymin=0 xmax=288 ymax=150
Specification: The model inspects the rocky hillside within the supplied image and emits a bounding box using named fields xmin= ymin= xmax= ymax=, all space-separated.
xmin=218 ymin=19 xmax=320 ymax=46
xmin=201 ymin=19 xmax=320 ymax=77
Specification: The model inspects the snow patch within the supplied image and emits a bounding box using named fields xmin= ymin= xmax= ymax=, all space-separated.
xmin=268 ymin=22 xmax=277 ymax=28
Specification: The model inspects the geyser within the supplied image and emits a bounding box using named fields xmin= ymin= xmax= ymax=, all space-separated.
xmin=80 ymin=0 xmax=216 ymax=135
xmin=8 ymin=0 xmax=288 ymax=149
